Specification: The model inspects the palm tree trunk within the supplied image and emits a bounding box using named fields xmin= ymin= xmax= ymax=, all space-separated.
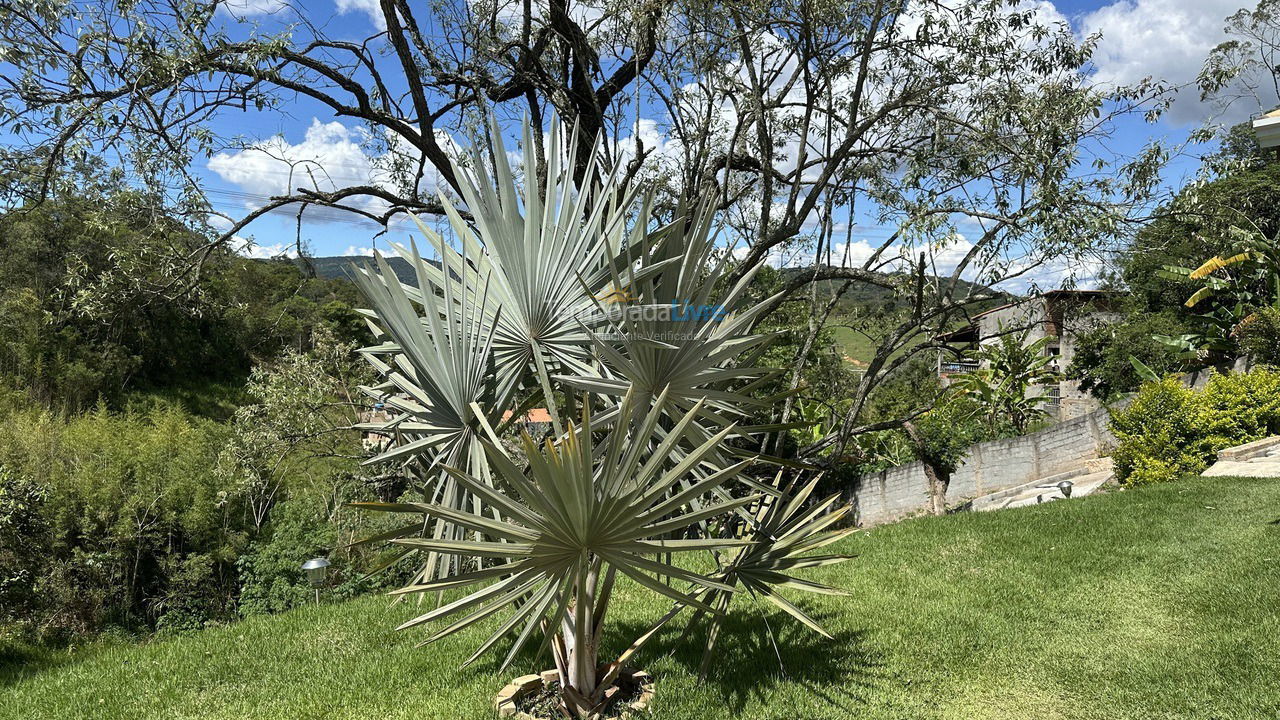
xmin=560 ymin=561 xmax=598 ymax=716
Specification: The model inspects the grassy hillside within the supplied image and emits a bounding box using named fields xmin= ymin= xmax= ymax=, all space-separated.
xmin=780 ymin=270 xmax=1010 ymax=365
xmin=8 ymin=476 xmax=1275 ymax=720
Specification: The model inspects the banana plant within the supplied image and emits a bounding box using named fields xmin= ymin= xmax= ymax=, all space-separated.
xmin=951 ymin=332 xmax=1059 ymax=434
xmin=1156 ymin=226 xmax=1280 ymax=357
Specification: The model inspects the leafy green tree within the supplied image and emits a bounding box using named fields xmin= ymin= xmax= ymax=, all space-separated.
xmin=1067 ymin=311 xmax=1188 ymax=399
xmin=1069 ymin=157 xmax=1280 ymax=388
xmin=217 ymin=328 xmax=369 ymax=531
xmin=0 ymin=164 xmax=366 ymax=411
xmin=902 ymin=395 xmax=985 ymax=515
xmin=3 ymin=0 xmax=1168 ymax=460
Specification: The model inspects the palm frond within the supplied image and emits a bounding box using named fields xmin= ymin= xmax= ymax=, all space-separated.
xmin=364 ymin=391 xmax=754 ymax=670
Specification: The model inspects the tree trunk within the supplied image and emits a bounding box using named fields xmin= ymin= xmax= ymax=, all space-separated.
xmin=903 ymin=420 xmax=950 ymax=516
xmin=560 ymin=561 xmax=598 ymax=717
xmin=923 ymin=463 xmax=951 ymax=516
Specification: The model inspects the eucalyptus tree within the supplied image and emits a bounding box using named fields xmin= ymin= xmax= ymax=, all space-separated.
xmin=1200 ymin=0 xmax=1280 ymax=124
xmin=644 ymin=0 xmax=1169 ymax=456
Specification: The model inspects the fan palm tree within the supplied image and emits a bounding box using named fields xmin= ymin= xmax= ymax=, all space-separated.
xmin=350 ymin=118 xmax=854 ymax=718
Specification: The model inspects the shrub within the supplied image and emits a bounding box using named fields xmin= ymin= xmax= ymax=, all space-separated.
xmin=911 ymin=395 xmax=987 ymax=474
xmin=0 ymin=404 xmax=244 ymax=636
xmin=1239 ymin=306 xmax=1280 ymax=367
xmin=237 ymin=474 xmax=400 ymax=617
xmin=1066 ymin=311 xmax=1189 ymax=399
xmin=0 ymin=465 xmax=50 ymax=636
xmin=0 ymin=395 xmax=392 ymax=640
xmin=1110 ymin=369 xmax=1280 ymax=486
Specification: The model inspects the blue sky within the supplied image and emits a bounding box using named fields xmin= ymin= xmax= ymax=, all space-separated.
xmin=194 ymin=0 xmax=1271 ymax=266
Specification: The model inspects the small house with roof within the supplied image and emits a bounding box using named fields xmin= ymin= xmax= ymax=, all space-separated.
xmin=936 ymin=290 xmax=1123 ymax=421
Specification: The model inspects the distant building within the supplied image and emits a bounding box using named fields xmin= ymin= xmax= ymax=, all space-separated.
xmin=358 ymin=404 xmax=555 ymax=456
xmin=936 ymin=290 xmax=1124 ymax=421
xmin=359 ymin=404 xmax=394 ymax=454
xmin=501 ymin=408 xmax=554 ymax=437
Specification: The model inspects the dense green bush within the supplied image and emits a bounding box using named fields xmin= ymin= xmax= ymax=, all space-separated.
xmin=236 ymin=476 xmax=394 ymax=617
xmin=0 ymin=464 xmax=49 ymax=634
xmin=0 ymin=404 xmax=238 ymax=637
xmin=909 ymin=395 xmax=987 ymax=474
xmin=0 ymin=391 xmax=394 ymax=643
xmin=1240 ymin=306 xmax=1280 ymax=367
xmin=0 ymin=183 xmax=366 ymax=413
xmin=1110 ymin=369 xmax=1280 ymax=486
xmin=1066 ymin=311 xmax=1189 ymax=399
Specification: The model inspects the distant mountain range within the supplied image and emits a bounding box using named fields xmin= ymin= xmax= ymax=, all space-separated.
xmin=293 ymin=257 xmax=1007 ymax=304
xmin=777 ymin=266 xmax=1008 ymax=309
xmin=294 ymin=255 xmax=420 ymax=285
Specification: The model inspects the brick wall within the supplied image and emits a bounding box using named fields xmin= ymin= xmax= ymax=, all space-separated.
xmin=843 ymin=405 xmax=1116 ymax=526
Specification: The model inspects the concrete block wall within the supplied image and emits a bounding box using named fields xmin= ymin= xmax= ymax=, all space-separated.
xmin=844 ymin=405 xmax=1116 ymax=527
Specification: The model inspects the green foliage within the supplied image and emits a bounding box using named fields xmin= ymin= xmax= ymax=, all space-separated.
xmin=853 ymin=378 xmax=1020 ymax=480
xmin=1066 ymin=311 xmax=1188 ymax=399
xmin=0 ymin=178 xmax=365 ymax=412
xmin=1110 ymin=369 xmax=1280 ymax=486
xmin=750 ymin=265 xmax=859 ymax=407
xmin=856 ymin=356 xmax=943 ymax=425
xmin=7 ymin=475 xmax=1280 ymax=720
xmin=951 ymin=333 xmax=1059 ymax=434
xmin=1108 ymin=163 xmax=1280 ymax=365
xmin=0 ymin=403 xmax=239 ymax=637
xmin=0 ymin=335 xmax=388 ymax=641
xmin=908 ymin=395 xmax=987 ymax=474
xmin=1239 ymin=306 xmax=1280 ymax=365
xmin=236 ymin=479 xmax=392 ymax=617
xmin=352 ymin=120 xmax=853 ymax=714
xmin=0 ymin=465 xmax=49 ymax=633
xmin=1156 ymin=224 xmax=1280 ymax=359
xmin=1109 ymin=379 xmax=1206 ymax=486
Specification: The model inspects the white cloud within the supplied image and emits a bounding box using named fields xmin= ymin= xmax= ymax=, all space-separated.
xmin=335 ymin=0 xmax=387 ymax=30
xmin=1080 ymin=0 xmax=1263 ymax=125
xmin=233 ymin=236 xmax=297 ymax=259
xmin=207 ymin=118 xmax=458 ymax=235
xmin=207 ymin=117 xmax=409 ymax=230
xmin=343 ymin=245 xmax=377 ymax=256
xmin=209 ymin=118 xmax=385 ymax=199
xmin=472 ymin=0 xmax=608 ymax=32
xmin=217 ymin=0 xmax=290 ymax=17
xmin=998 ymin=254 xmax=1108 ymax=292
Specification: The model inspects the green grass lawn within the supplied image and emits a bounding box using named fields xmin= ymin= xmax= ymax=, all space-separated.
xmin=4 ymin=476 xmax=1279 ymax=720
